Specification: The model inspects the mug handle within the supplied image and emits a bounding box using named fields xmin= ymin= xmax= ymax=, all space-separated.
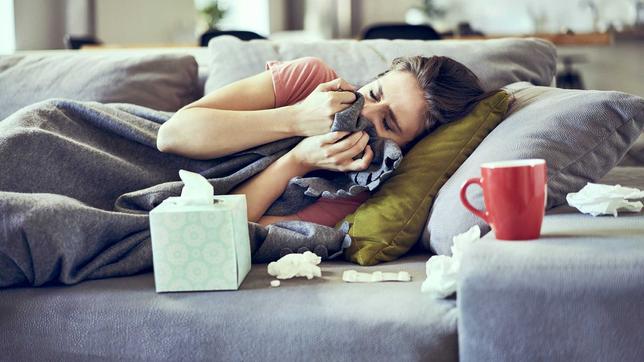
xmin=460 ymin=178 xmax=489 ymax=223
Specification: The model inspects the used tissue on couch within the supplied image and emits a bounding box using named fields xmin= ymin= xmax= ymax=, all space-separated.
xmin=421 ymin=225 xmax=481 ymax=298
xmin=566 ymin=182 xmax=644 ymax=217
xmin=149 ymin=170 xmax=251 ymax=292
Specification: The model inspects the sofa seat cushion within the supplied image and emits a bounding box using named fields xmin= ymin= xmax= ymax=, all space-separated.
xmin=0 ymin=254 xmax=457 ymax=362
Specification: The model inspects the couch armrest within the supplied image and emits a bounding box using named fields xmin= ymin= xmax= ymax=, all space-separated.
xmin=457 ymin=209 xmax=644 ymax=362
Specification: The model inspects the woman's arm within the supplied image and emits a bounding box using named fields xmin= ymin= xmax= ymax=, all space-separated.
xmin=157 ymin=71 xmax=296 ymax=160
xmin=229 ymin=150 xmax=308 ymax=223
xmin=157 ymin=72 xmax=356 ymax=160
xmin=230 ymin=130 xmax=373 ymax=223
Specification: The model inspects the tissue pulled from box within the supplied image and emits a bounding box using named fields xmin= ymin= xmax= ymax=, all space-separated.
xmin=421 ymin=225 xmax=481 ymax=298
xmin=163 ymin=169 xmax=215 ymax=206
xmin=566 ymin=183 xmax=644 ymax=217
xmin=267 ymin=251 xmax=322 ymax=280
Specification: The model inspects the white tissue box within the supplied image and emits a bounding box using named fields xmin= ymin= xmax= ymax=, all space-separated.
xmin=149 ymin=194 xmax=251 ymax=292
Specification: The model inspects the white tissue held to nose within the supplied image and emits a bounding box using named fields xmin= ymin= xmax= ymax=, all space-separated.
xmin=421 ymin=225 xmax=481 ymax=298
xmin=342 ymin=270 xmax=411 ymax=283
xmin=267 ymin=251 xmax=322 ymax=280
xmin=566 ymin=182 xmax=644 ymax=217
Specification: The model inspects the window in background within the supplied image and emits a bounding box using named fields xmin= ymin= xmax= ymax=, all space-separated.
xmin=0 ymin=0 xmax=16 ymax=53
xmin=211 ymin=0 xmax=272 ymax=36
xmin=429 ymin=0 xmax=637 ymax=35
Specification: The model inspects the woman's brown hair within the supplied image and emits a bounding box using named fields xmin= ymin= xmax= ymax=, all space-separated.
xmin=382 ymin=55 xmax=496 ymax=136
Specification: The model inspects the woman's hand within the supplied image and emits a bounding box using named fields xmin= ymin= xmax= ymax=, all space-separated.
xmin=288 ymin=130 xmax=374 ymax=173
xmin=290 ymin=78 xmax=358 ymax=136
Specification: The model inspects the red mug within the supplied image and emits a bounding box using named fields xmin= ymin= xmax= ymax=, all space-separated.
xmin=459 ymin=159 xmax=548 ymax=240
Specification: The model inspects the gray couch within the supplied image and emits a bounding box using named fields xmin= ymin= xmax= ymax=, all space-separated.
xmin=459 ymin=167 xmax=644 ymax=362
xmin=1 ymin=38 xmax=643 ymax=361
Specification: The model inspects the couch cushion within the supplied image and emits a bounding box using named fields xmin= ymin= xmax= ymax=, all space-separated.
xmin=341 ymin=91 xmax=510 ymax=266
xmin=0 ymin=53 xmax=200 ymax=120
xmin=0 ymin=253 xmax=458 ymax=362
xmin=619 ymin=133 xmax=644 ymax=167
xmin=460 ymin=211 xmax=644 ymax=362
xmin=459 ymin=177 xmax=644 ymax=362
xmin=205 ymin=36 xmax=556 ymax=94
xmin=424 ymin=82 xmax=644 ymax=255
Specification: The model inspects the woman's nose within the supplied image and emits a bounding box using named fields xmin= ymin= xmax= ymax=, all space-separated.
xmin=360 ymin=103 xmax=382 ymax=131
xmin=361 ymin=102 xmax=384 ymax=120
xmin=360 ymin=104 xmax=374 ymax=122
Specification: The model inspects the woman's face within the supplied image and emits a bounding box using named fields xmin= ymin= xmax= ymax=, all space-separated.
xmin=357 ymin=70 xmax=427 ymax=148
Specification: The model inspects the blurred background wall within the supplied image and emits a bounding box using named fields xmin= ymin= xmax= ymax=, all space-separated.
xmin=4 ymin=0 xmax=640 ymax=47
xmin=1 ymin=0 xmax=642 ymax=95
xmin=12 ymin=0 xmax=66 ymax=51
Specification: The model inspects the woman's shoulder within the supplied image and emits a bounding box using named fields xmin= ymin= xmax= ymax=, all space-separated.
xmin=266 ymin=56 xmax=339 ymax=107
xmin=267 ymin=56 xmax=338 ymax=80
xmin=294 ymin=56 xmax=333 ymax=70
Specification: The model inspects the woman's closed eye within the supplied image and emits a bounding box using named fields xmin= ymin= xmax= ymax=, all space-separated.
xmin=369 ymin=89 xmax=379 ymax=101
xmin=368 ymin=89 xmax=392 ymax=132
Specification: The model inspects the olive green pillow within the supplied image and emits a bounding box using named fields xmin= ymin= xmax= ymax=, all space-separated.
xmin=339 ymin=91 xmax=511 ymax=265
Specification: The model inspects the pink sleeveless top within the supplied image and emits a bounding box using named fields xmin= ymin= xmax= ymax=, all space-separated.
xmin=266 ymin=57 xmax=370 ymax=227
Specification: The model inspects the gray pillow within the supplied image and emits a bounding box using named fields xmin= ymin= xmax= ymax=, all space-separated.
xmin=205 ymin=36 xmax=557 ymax=94
xmin=0 ymin=53 xmax=200 ymax=120
xmin=423 ymin=82 xmax=644 ymax=255
xmin=618 ymin=133 xmax=644 ymax=167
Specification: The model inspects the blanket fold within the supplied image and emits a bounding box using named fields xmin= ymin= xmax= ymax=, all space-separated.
xmin=0 ymin=94 xmax=401 ymax=287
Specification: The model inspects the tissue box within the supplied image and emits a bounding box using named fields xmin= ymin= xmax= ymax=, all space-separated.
xmin=149 ymin=194 xmax=251 ymax=292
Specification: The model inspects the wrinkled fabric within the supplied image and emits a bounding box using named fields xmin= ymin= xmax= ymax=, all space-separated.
xmin=289 ymin=92 xmax=402 ymax=200
xmin=0 ymin=96 xmax=398 ymax=287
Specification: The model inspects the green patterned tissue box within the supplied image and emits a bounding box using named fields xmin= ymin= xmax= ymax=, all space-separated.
xmin=149 ymin=194 xmax=251 ymax=293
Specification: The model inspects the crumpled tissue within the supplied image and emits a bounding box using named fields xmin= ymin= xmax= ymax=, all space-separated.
xmin=566 ymin=183 xmax=644 ymax=217
xmin=267 ymin=251 xmax=322 ymax=280
xmin=421 ymin=225 xmax=481 ymax=298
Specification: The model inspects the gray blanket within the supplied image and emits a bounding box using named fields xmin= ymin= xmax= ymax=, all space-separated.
xmin=0 ymin=94 xmax=401 ymax=287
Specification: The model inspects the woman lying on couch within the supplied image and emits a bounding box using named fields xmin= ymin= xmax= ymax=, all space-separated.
xmin=157 ymin=56 xmax=489 ymax=227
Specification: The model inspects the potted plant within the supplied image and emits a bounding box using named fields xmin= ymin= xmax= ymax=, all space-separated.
xmin=196 ymin=0 xmax=227 ymax=32
xmin=416 ymin=0 xmax=446 ymax=19
xmin=406 ymin=0 xmax=446 ymax=26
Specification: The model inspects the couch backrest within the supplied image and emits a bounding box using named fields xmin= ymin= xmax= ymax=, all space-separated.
xmin=1 ymin=37 xmax=557 ymax=116
xmin=0 ymin=50 xmax=209 ymax=119
xmin=8 ymin=47 xmax=212 ymax=90
xmin=205 ymin=36 xmax=557 ymax=95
